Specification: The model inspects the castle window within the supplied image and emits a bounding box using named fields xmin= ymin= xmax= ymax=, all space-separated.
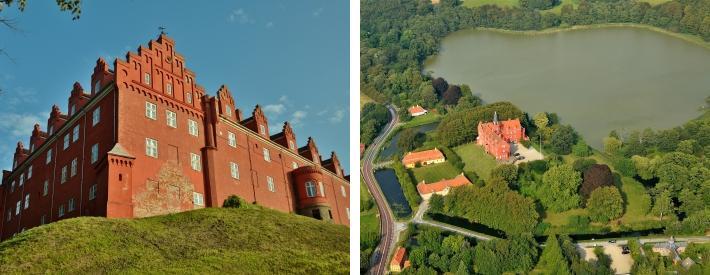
xmin=43 ymin=181 xmax=49 ymax=196
xmin=259 ymin=124 xmax=266 ymax=135
xmin=186 ymin=92 xmax=193 ymax=104
xmin=15 ymin=201 xmax=21 ymax=215
xmin=188 ymin=119 xmax=199 ymax=136
xmin=70 ymin=158 xmax=78 ymax=177
xmin=225 ymin=105 xmax=232 ymax=117
xmin=311 ymin=209 xmax=322 ymax=220
xmin=72 ymin=125 xmax=80 ymax=142
xmin=94 ymin=81 xmax=101 ymax=93
xmin=58 ymin=204 xmax=65 ymax=217
xmin=145 ymin=102 xmax=157 ymax=120
xmin=190 ymin=153 xmax=201 ymax=171
xmin=263 ymin=148 xmax=270 ymax=162
xmin=10 ymin=181 xmax=15 ymax=192
xmin=193 ymin=192 xmax=204 ymax=207
xmin=166 ymin=110 xmax=177 ymax=128
xmin=68 ymin=198 xmax=76 ymax=212
xmin=341 ymin=186 xmax=347 ymax=197
xmin=305 ymin=181 xmax=316 ymax=197
xmin=23 ymin=194 xmax=29 ymax=209
xmin=6 ymin=210 xmax=11 ymax=221
xmin=19 ymin=174 xmax=24 ymax=186
xmin=30 ymin=143 xmax=34 ymax=152
xmin=40 ymin=215 xmax=46 ymax=225
xmin=319 ymin=182 xmax=325 ymax=197
xmin=28 ymin=166 xmax=32 ymax=179
xmin=289 ymin=140 xmax=295 ymax=150
xmin=228 ymin=132 xmax=236 ymax=147
xmin=48 ymin=125 xmax=53 ymax=135
xmin=267 ymin=176 xmax=275 ymax=192
xmin=46 ymin=149 xmax=52 ymax=164
xmin=292 ymin=162 xmax=298 ymax=169
xmin=144 ymin=73 xmax=151 ymax=84
xmin=63 ymin=134 xmax=70 ymax=150
xmin=91 ymin=143 xmax=99 ymax=163
xmin=89 ymin=184 xmax=97 ymax=200
xmin=230 ymin=162 xmax=239 ymax=179
xmin=69 ymin=104 xmax=75 ymax=116
xmin=166 ymin=83 xmax=173 ymax=95
xmin=92 ymin=106 xmax=101 ymax=126
xmin=145 ymin=138 xmax=158 ymax=158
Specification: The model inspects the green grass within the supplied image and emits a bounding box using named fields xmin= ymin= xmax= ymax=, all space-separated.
xmin=545 ymin=0 xmax=580 ymax=14
xmin=463 ymin=0 xmax=519 ymax=8
xmin=402 ymin=113 xmax=442 ymax=129
xmin=361 ymin=92 xmax=374 ymax=110
xmin=410 ymin=162 xmax=462 ymax=184
xmin=360 ymin=181 xmax=380 ymax=237
xmin=454 ymin=143 xmax=499 ymax=181
xmin=543 ymin=208 xmax=588 ymax=226
xmin=0 ymin=208 xmax=349 ymax=274
xmin=619 ymin=177 xmax=655 ymax=225
xmin=638 ymin=0 xmax=672 ymax=5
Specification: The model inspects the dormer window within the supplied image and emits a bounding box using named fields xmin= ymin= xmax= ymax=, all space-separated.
xmin=288 ymin=140 xmax=295 ymax=150
xmin=259 ymin=125 xmax=266 ymax=135
xmin=224 ymin=105 xmax=231 ymax=117
xmin=166 ymin=83 xmax=173 ymax=95
xmin=144 ymin=73 xmax=151 ymax=84
xmin=186 ymin=92 xmax=193 ymax=104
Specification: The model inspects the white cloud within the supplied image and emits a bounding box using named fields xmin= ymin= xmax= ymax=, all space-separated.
xmin=278 ymin=95 xmax=288 ymax=102
xmin=291 ymin=110 xmax=307 ymax=126
xmin=0 ymin=112 xmax=44 ymax=137
xmin=316 ymin=109 xmax=328 ymax=116
xmin=5 ymin=87 xmax=38 ymax=108
xmin=266 ymin=21 xmax=274 ymax=28
xmin=228 ymin=9 xmax=254 ymax=24
xmin=329 ymin=109 xmax=345 ymax=123
xmin=313 ymin=7 xmax=324 ymax=17
xmin=263 ymin=104 xmax=285 ymax=116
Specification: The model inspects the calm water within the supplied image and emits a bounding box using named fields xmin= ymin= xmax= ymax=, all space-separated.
xmin=424 ymin=27 xmax=710 ymax=148
xmin=374 ymin=169 xmax=412 ymax=218
xmin=379 ymin=122 xmax=440 ymax=160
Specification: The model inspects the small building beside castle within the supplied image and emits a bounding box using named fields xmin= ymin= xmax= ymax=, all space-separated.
xmin=407 ymin=105 xmax=427 ymax=117
xmin=0 ymin=33 xmax=350 ymax=240
xmin=416 ymin=174 xmax=471 ymax=200
xmin=476 ymin=112 xmax=527 ymax=160
xmin=402 ymin=148 xmax=445 ymax=168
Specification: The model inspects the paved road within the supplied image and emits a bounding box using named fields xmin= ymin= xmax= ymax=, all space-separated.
xmin=362 ymin=105 xmax=399 ymax=275
xmin=411 ymin=199 xmax=494 ymax=241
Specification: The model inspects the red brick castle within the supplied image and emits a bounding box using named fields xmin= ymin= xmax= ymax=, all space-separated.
xmin=0 ymin=33 xmax=349 ymax=240
xmin=476 ymin=112 xmax=527 ymax=160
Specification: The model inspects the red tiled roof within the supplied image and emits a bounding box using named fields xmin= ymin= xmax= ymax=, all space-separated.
xmin=408 ymin=105 xmax=426 ymax=115
xmin=402 ymin=148 xmax=445 ymax=166
xmin=391 ymin=246 xmax=407 ymax=267
xmin=417 ymin=174 xmax=471 ymax=195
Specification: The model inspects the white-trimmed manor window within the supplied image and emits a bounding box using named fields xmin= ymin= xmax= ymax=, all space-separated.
xmin=166 ymin=83 xmax=173 ymax=95
xmin=15 ymin=201 xmax=20 ymax=215
xmin=19 ymin=174 xmax=24 ymax=186
xmin=228 ymin=132 xmax=236 ymax=147
xmin=73 ymin=125 xmax=80 ymax=142
xmin=190 ymin=153 xmax=201 ymax=171
xmin=61 ymin=166 xmax=67 ymax=183
xmin=292 ymin=162 xmax=298 ymax=169
xmin=58 ymin=204 xmax=65 ymax=217
xmin=193 ymin=192 xmax=204 ymax=208
xmin=46 ymin=149 xmax=52 ymax=164
xmin=92 ymin=106 xmax=101 ymax=126
xmin=63 ymin=134 xmax=70 ymax=150
xmin=305 ymin=181 xmax=316 ymax=198
xmin=28 ymin=165 xmax=33 ymax=179
xmin=23 ymin=194 xmax=29 ymax=209
xmin=68 ymin=198 xmax=76 ymax=212
xmin=319 ymin=182 xmax=325 ymax=197
xmin=188 ymin=119 xmax=199 ymax=136
xmin=341 ymin=186 xmax=347 ymax=197
xmin=186 ymin=92 xmax=193 ymax=104
xmin=43 ymin=181 xmax=49 ymax=196
xmin=267 ymin=176 xmax=275 ymax=192
xmin=91 ymin=143 xmax=99 ymax=163
xmin=230 ymin=162 xmax=239 ymax=179
xmin=166 ymin=110 xmax=177 ymax=128
xmin=263 ymin=148 xmax=270 ymax=162
xmin=144 ymin=72 xmax=151 ymax=84
xmin=94 ymin=81 xmax=101 ymax=94
xmin=146 ymin=102 xmax=157 ymax=120
xmin=89 ymin=184 xmax=97 ymax=200
xmin=225 ymin=105 xmax=232 ymax=117
xmin=289 ymin=140 xmax=295 ymax=150
xmin=145 ymin=138 xmax=158 ymax=158
xmin=70 ymin=158 xmax=78 ymax=177
xmin=259 ymin=124 xmax=266 ymax=135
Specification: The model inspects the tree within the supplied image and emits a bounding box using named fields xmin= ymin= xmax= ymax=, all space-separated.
xmin=419 ymin=84 xmax=438 ymax=107
xmin=489 ymin=164 xmax=518 ymax=186
xmin=397 ymin=128 xmax=424 ymax=152
xmin=540 ymin=164 xmax=582 ymax=212
xmin=442 ymin=85 xmax=462 ymax=105
xmin=550 ymin=125 xmax=577 ymax=155
xmin=587 ymin=186 xmax=624 ymax=222
xmin=603 ymin=136 xmax=622 ymax=156
xmin=631 ymin=155 xmax=655 ymax=180
xmin=432 ymin=77 xmax=448 ymax=96
xmin=677 ymin=139 xmax=698 ymax=155
xmin=535 ymin=234 xmax=571 ymax=275
xmin=651 ymin=189 xmax=674 ymax=220
xmin=520 ymin=0 xmax=558 ymax=10
xmin=223 ymin=195 xmax=248 ymax=208
xmin=533 ymin=112 xmax=549 ymax=130
xmin=572 ymin=157 xmax=596 ymax=172
xmin=580 ymin=164 xmax=614 ymax=201
xmin=572 ymin=139 xmax=591 ymax=157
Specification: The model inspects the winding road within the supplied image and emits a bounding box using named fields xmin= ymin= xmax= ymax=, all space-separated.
xmin=362 ymin=105 xmax=398 ymax=275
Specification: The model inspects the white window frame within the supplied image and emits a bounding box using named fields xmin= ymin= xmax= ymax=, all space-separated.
xmin=188 ymin=119 xmax=199 ymax=136
xmin=145 ymin=138 xmax=158 ymax=158
xmin=319 ymin=182 xmax=325 ymax=197
xmin=23 ymin=194 xmax=29 ymax=209
xmin=70 ymin=158 xmax=78 ymax=177
xmin=68 ymin=198 xmax=75 ymax=212
xmin=144 ymin=72 xmax=151 ymax=84
xmin=19 ymin=174 xmax=24 ymax=186
xmin=166 ymin=110 xmax=177 ymax=128
xmin=46 ymin=149 xmax=52 ymax=164
xmin=228 ymin=132 xmax=236 ymax=147
xmin=69 ymin=104 xmax=75 ymax=116
xmin=63 ymin=134 xmax=70 ymax=150
xmin=190 ymin=153 xmax=201 ymax=171
xmin=341 ymin=186 xmax=347 ymax=197
xmin=259 ymin=124 xmax=266 ymax=135
xmin=193 ymin=192 xmax=204 ymax=207
xmin=229 ymin=162 xmax=240 ymax=179
xmin=58 ymin=205 xmax=65 ymax=217
xmin=92 ymin=106 xmax=101 ymax=126
xmin=94 ymin=81 xmax=101 ymax=93
xmin=263 ymin=148 xmax=270 ymax=162
xmin=15 ymin=201 xmax=21 ymax=215
xmin=292 ymin=162 xmax=298 ymax=169
xmin=186 ymin=92 xmax=193 ymax=103
xmin=166 ymin=83 xmax=173 ymax=95
xmin=145 ymin=102 xmax=157 ymax=120
xmin=89 ymin=184 xmax=97 ymax=200
xmin=289 ymin=140 xmax=295 ymax=150
xmin=73 ymin=125 xmax=80 ymax=142
xmin=43 ymin=180 xmax=49 ymax=196
xmin=225 ymin=105 xmax=232 ymax=116
xmin=28 ymin=165 xmax=32 ymax=179
xmin=91 ymin=143 xmax=99 ymax=163
xmin=305 ymin=181 xmax=316 ymax=197
xmin=267 ymin=176 xmax=275 ymax=192
xmin=61 ymin=166 xmax=67 ymax=183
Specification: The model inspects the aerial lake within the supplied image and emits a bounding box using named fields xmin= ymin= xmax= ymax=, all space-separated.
xmin=424 ymin=27 xmax=710 ymax=148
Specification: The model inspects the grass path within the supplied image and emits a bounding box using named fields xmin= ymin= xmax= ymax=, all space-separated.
xmin=455 ymin=143 xmax=499 ymax=181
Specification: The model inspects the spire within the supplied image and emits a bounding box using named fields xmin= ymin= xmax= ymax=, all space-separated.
xmin=493 ymin=111 xmax=499 ymax=125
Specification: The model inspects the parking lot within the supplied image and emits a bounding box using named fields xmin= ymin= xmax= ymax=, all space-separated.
xmin=578 ymin=244 xmax=633 ymax=274
xmin=510 ymin=143 xmax=544 ymax=164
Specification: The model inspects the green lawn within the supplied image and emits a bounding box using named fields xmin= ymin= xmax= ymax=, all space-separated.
xmin=0 ymin=207 xmax=348 ymax=274
xmin=638 ymin=0 xmax=672 ymax=5
xmin=454 ymin=143 xmax=499 ymax=181
xmin=619 ymin=177 xmax=655 ymax=225
xmin=360 ymin=181 xmax=380 ymax=237
xmin=543 ymin=208 xmax=588 ymax=226
xmin=545 ymin=0 xmax=580 ymax=14
xmin=410 ymin=162 xmax=462 ymax=184
xmin=463 ymin=0 xmax=519 ymax=8
xmin=402 ymin=113 xmax=442 ymax=129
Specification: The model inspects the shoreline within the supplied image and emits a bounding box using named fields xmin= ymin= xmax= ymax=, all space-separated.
xmin=475 ymin=23 xmax=710 ymax=50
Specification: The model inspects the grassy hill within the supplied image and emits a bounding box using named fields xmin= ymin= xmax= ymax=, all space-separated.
xmin=0 ymin=207 xmax=349 ymax=274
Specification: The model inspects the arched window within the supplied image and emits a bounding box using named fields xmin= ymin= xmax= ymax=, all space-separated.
xmin=305 ymin=181 xmax=316 ymax=198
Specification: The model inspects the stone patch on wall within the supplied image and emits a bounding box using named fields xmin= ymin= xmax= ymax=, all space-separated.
xmin=133 ymin=161 xmax=196 ymax=218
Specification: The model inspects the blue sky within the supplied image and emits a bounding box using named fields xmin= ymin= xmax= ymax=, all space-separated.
xmin=0 ymin=1 xmax=349 ymax=173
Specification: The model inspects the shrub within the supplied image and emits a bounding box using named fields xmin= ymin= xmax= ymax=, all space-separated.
xmin=223 ymin=195 xmax=249 ymax=208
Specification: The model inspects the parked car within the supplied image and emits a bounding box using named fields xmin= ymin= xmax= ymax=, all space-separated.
xmin=608 ymin=240 xmax=616 ymax=243
xmin=622 ymin=246 xmax=631 ymax=254
xmin=513 ymin=152 xmax=520 ymax=156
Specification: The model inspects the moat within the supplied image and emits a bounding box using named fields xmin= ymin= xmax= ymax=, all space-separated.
xmin=424 ymin=26 xmax=710 ymax=148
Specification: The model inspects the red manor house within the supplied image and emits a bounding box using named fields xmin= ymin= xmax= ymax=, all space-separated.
xmin=476 ymin=112 xmax=527 ymax=160
xmin=0 ymin=34 xmax=350 ymax=240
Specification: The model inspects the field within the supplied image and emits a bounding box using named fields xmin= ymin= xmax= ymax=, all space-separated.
xmin=543 ymin=208 xmax=588 ymax=226
xmin=618 ymin=177 xmax=655 ymax=225
xmin=402 ymin=113 xmax=442 ymax=129
xmin=454 ymin=142 xmax=499 ymax=181
xmin=463 ymin=0 xmax=519 ymax=8
xmin=410 ymin=162 xmax=462 ymax=184
xmin=0 ymin=208 xmax=349 ymax=274
xmin=638 ymin=0 xmax=672 ymax=5
xmin=360 ymin=181 xmax=380 ymax=238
